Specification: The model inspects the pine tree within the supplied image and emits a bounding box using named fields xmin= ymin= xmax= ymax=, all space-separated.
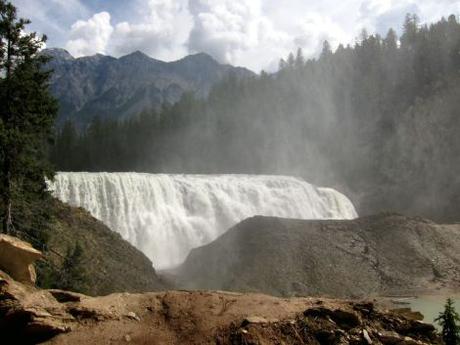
xmin=435 ymin=298 xmax=460 ymax=345
xmin=401 ymin=13 xmax=420 ymax=49
xmin=383 ymin=29 xmax=398 ymax=51
xmin=320 ymin=40 xmax=332 ymax=59
xmin=57 ymin=242 xmax=86 ymax=292
xmin=278 ymin=58 xmax=287 ymax=71
xmin=287 ymin=52 xmax=295 ymax=68
xmin=0 ymin=0 xmax=57 ymax=234
xmin=295 ymin=48 xmax=305 ymax=69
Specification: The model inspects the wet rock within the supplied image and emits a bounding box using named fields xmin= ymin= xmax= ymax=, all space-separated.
xmin=391 ymin=307 xmax=424 ymax=321
xmin=353 ymin=301 xmax=375 ymax=316
xmin=304 ymin=307 xmax=361 ymax=329
xmin=378 ymin=330 xmax=403 ymax=344
xmin=314 ymin=329 xmax=337 ymax=344
xmin=408 ymin=320 xmax=436 ymax=334
xmin=363 ymin=329 xmax=372 ymax=344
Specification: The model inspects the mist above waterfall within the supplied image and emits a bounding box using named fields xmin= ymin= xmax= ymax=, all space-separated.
xmin=51 ymin=172 xmax=357 ymax=269
xmin=51 ymin=15 xmax=460 ymax=222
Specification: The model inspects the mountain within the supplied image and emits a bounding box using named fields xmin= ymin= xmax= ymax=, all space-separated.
xmin=42 ymin=48 xmax=254 ymax=125
xmin=174 ymin=213 xmax=460 ymax=298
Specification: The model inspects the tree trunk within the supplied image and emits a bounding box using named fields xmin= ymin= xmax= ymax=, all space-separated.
xmin=3 ymin=198 xmax=12 ymax=235
xmin=2 ymin=163 xmax=13 ymax=235
xmin=1 ymin=32 xmax=13 ymax=235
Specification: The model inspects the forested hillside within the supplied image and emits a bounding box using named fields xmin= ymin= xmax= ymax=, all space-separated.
xmin=51 ymin=14 xmax=460 ymax=221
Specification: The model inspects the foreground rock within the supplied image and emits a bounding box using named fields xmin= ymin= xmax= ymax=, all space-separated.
xmin=0 ymin=270 xmax=73 ymax=344
xmin=0 ymin=234 xmax=42 ymax=284
xmin=174 ymin=213 xmax=460 ymax=297
xmin=0 ymin=269 xmax=441 ymax=345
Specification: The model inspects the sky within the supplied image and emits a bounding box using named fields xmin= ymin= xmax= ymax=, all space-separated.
xmin=11 ymin=0 xmax=460 ymax=72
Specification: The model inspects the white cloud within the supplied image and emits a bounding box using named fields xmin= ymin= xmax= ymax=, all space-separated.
xmin=294 ymin=14 xmax=351 ymax=58
xmin=66 ymin=12 xmax=113 ymax=57
xmin=13 ymin=0 xmax=90 ymax=46
xmin=110 ymin=0 xmax=192 ymax=61
xmin=51 ymin=0 xmax=460 ymax=71
xmin=187 ymin=0 xmax=291 ymax=70
xmin=357 ymin=0 xmax=460 ymax=37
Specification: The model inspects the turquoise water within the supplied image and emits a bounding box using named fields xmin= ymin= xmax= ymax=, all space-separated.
xmin=406 ymin=295 xmax=460 ymax=328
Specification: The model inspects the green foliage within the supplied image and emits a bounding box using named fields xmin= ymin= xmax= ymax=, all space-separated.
xmin=37 ymin=242 xmax=87 ymax=293
xmin=435 ymin=298 xmax=460 ymax=345
xmin=56 ymin=242 xmax=86 ymax=292
xmin=0 ymin=0 xmax=57 ymax=235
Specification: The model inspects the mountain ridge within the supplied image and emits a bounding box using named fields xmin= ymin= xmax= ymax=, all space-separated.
xmin=43 ymin=48 xmax=254 ymax=125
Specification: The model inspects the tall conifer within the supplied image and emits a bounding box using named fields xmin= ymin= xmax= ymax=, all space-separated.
xmin=0 ymin=0 xmax=57 ymax=234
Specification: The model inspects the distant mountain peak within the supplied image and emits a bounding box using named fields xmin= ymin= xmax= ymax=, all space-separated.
xmin=41 ymin=48 xmax=74 ymax=61
xmin=46 ymin=48 xmax=255 ymax=125
xmin=120 ymin=50 xmax=154 ymax=62
xmin=179 ymin=52 xmax=219 ymax=64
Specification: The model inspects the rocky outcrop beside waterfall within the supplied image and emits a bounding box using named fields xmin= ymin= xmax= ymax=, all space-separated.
xmin=174 ymin=213 xmax=460 ymax=298
xmin=0 ymin=267 xmax=441 ymax=344
xmin=39 ymin=199 xmax=167 ymax=295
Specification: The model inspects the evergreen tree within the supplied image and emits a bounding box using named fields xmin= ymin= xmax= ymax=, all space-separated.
xmin=0 ymin=0 xmax=57 ymax=234
xmin=287 ymin=52 xmax=295 ymax=68
xmin=383 ymin=29 xmax=398 ymax=51
xmin=401 ymin=13 xmax=420 ymax=49
xmin=320 ymin=40 xmax=332 ymax=58
xmin=278 ymin=58 xmax=287 ymax=71
xmin=435 ymin=298 xmax=460 ymax=345
xmin=57 ymin=242 xmax=86 ymax=292
xmin=295 ymin=47 xmax=305 ymax=69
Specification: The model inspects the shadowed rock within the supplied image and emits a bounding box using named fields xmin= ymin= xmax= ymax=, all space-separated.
xmin=174 ymin=213 xmax=460 ymax=298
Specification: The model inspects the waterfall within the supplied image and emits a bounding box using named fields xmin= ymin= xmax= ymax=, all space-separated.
xmin=50 ymin=173 xmax=357 ymax=269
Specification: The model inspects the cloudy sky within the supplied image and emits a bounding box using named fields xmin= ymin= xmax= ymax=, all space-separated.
xmin=11 ymin=0 xmax=460 ymax=71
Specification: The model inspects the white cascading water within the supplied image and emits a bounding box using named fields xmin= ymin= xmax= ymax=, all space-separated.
xmin=50 ymin=173 xmax=357 ymax=269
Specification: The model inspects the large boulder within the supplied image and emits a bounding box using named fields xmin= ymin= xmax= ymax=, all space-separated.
xmin=0 ymin=270 xmax=73 ymax=344
xmin=0 ymin=234 xmax=42 ymax=285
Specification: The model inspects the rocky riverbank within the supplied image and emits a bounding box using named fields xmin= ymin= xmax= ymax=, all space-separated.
xmin=0 ymin=268 xmax=441 ymax=344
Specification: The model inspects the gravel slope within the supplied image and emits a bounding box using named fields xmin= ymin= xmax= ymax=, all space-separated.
xmin=173 ymin=213 xmax=460 ymax=297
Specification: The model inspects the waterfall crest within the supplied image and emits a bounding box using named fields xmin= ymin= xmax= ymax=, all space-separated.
xmin=51 ymin=173 xmax=357 ymax=269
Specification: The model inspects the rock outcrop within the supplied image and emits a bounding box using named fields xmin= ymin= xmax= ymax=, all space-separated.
xmin=174 ymin=213 xmax=460 ymax=297
xmin=0 ymin=268 xmax=441 ymax=344
xmin=0 ymin=234 xmax=42 ymax=284
xmin=39 ymin=199 xmax=167 ymax=295
xmin=0 ymin=270 xmax=72 ymax=344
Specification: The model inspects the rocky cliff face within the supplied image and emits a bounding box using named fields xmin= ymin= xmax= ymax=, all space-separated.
xmin=38 ymin=199 xmax=167 ymax=296
xmin=174 ymin=213 xmax=460 ymax=298
xmin=0 ymin=269 xmax=441 ymax=345
xmin=43 ymin=48 xmax=254 ymax=125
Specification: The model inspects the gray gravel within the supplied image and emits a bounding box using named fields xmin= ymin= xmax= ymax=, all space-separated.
xmin=172 ymin=213 xmax=460 ymax=298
